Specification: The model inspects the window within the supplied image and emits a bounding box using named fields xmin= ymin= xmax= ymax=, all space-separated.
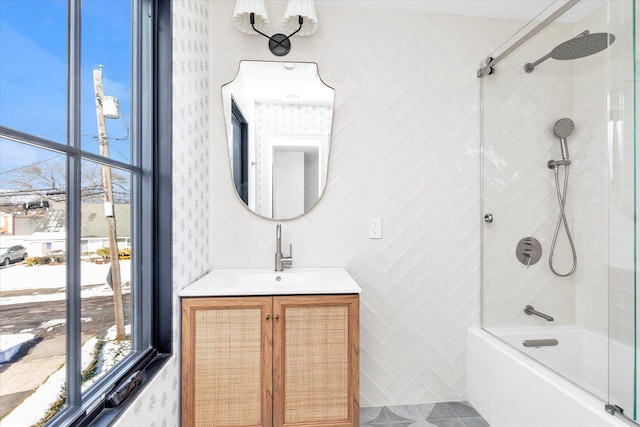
xmin=231 ymin=99 xmax=249 ymax=204
xmin=0 ymin=1 xmax=171 ymax=425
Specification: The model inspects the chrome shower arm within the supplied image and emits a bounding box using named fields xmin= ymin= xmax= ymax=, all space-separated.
xmin=524 ymin=53 xmax=551 ymax=73
xmin=525 ymin=30 xmax=590 ymax=73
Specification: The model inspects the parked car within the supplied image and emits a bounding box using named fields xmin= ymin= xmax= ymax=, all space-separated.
xmin=0 ymin=245 xmax=28 ymax=266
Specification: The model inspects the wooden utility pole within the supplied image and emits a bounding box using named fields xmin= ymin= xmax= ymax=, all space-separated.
xmin=93 ymin=65 xmax=126 ymax=341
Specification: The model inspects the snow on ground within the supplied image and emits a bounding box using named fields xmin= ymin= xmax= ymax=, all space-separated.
xmin=38 ymin=318 xmax=93 ymax=332
xmin=1 ymin=284 xmax=131 ymax=306
xmin=0 ymin=337 xmax=98 ymax=427
xmin=1 ymin=361 xmax=68 ymax=427
xmin=0 ymin=261 xmax=132 ymax=291
xmin=0 ymin=333 xmax=35 ymax=364
xmin=0 ymin=261 xmax=131 ymax=306
xmin=1 ymin=325 xmax=131 ymax=427
xmin=0 ymin=261 xmax=134 ymax=424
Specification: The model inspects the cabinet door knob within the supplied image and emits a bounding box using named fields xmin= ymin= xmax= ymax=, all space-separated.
xmin=265 ymin=314 xmax=270 ymax=320
xmin=275 ymin=314 xmax=280 ymax=320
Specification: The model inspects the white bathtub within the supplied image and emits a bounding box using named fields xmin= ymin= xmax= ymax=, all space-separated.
xmin=468 ymin=327 xmax=635 ymax=427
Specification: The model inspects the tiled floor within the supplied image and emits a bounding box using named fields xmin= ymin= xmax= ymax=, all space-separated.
xmin=360 ymin=401 xmax=490 ymax=427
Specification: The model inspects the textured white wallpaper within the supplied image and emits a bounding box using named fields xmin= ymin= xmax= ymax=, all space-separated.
xmin=112 ymin=1 xmax=211 ymax=425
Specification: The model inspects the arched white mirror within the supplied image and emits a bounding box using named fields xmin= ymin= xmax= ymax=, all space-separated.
xmin=222 ymin=61 xmax=335 ymax=220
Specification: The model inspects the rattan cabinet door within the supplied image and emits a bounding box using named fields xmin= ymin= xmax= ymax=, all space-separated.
xmin=273 ymin=295 xmax=359 ymax=427
xmin=182 ymin=297 xmax=273 ymax=427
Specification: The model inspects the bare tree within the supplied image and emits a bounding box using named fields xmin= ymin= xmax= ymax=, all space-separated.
xmin=1 ymin=159 xmax=130 ymax=207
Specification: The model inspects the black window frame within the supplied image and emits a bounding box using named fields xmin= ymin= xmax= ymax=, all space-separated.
xmin=0 ymin=0 xmax=172 ymax=425
xmin=231 ymin=98 xmax=249 ymax=204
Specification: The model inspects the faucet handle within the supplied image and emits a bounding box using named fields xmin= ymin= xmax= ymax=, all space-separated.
xmin=281 ymin=243 xmax=293 ymax=268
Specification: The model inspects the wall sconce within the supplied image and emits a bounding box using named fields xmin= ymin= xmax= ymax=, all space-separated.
xmin=233 ymin=0 xmax=318 ymax=56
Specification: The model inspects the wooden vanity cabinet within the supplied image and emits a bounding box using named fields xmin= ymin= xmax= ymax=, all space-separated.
xmin=182 ymin=294 xmax=359 ymax=427
xmin=181 ymin=297 xmax=273 ymax=427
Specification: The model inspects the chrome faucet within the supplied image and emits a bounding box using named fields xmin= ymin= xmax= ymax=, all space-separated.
xmin=275 ymin=224 xmax=293 ymax=271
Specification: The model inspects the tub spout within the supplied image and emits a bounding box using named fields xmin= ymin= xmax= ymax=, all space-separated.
xmin=524 ymin=305 xmax=554 ymax=322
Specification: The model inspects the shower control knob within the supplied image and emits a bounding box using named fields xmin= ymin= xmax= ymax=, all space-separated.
xmin=484 ymin=213 xmax=494 ymax=224
xmin=516 ymin=237 xmax=542 ymax=267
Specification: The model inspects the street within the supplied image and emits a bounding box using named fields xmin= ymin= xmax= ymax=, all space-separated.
xmin=0 ymin=289 xmax=131 ymax=420
xmin=0 ymin=290 xmax=131 ymax=339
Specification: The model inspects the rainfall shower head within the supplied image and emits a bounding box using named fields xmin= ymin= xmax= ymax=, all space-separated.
xmin=553 ymin=118 xmax=574 ymax=163
xmin=552 ymin=32 xmax=615 ymax=60
xmin=524 ymin=31 xmax=615 ymax=73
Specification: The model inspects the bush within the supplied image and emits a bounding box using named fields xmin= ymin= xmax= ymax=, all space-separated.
xmin=26 ymin=254 xmax=65 ymax=265
xmin=96 ymin=247 xmax=110 ymax=259
xmin=118 ymin=248 xmax=131 ymax=260
xmin=51 ymin=254 xmax=66 ymax=263
xmin=25 ymin=256 xmax=52 ymax=265
xmin=96 ymin=247 xmax=131 ymax=260
xmin=36 ymin=256 xmax=52 ymax=265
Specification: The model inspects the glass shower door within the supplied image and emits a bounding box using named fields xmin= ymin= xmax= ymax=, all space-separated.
xmin=480 ymin=0 xmax=637 ymax=421
xmin=606 ymin=0 xmax=637 ymax=422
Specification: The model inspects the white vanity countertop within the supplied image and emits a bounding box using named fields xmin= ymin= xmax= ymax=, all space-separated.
xmin=179 ymin=267 xmax=362 ymax=297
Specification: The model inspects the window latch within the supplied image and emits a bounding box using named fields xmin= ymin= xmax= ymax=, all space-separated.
xmin=107 ymin=370 xmax=143 ymax=407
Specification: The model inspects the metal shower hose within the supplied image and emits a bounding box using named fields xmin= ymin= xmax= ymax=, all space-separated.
xmin=549 ymin=165 xmax=577 ymax=277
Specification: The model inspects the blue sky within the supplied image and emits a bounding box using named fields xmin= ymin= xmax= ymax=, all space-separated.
xmin=0 ymin=0 xmax=132 ymax=189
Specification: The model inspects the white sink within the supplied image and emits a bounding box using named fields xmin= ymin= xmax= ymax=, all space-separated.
xmin=179 ymin=268 xmax=361 ymax=297
xmin=235 ymin=271 xmax=322 ymax=289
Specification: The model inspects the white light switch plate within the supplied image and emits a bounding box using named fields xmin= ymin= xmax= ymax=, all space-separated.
xmin=369 ymin=218 xmax=382 ymax=239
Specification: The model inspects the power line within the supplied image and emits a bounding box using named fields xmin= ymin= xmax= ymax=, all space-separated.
xmin=0 ymin=131 xmax=130 ymax=177
xmin=0 ymin=154 xmax=64 ymax=176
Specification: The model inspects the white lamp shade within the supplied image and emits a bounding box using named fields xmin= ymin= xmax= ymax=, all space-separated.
xmin=233 ymin=0 xmax=269 ymax=34
xmin=283 ymin=0 xmax=318 ymax=36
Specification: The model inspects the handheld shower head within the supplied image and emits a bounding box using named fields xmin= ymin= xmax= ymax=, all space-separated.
xmin=553 ymin=118 xmax=574 ymax=162
xmin=553 ymin=118 xmax=574 ymax=139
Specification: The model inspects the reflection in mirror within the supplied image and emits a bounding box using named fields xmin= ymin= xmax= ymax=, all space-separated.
xmin=222 ymin=61 xmax=335 ymax=220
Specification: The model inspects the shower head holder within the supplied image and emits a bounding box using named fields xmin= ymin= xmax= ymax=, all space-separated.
xmin=548 ymin=159 xmax=571 ymax=169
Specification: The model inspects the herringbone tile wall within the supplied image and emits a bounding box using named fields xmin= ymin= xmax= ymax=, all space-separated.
xmin=481 ymin=2 xmax=635 ymax=345
xmin=483 ymin=2 xmax=634 ymax=345
xmin=208 ymin=1 xmax=529 ymax=406
xmin=572 ymin=6 xmax=610 ymax=341
xmin=573 ymin=2 xmax=636 ymax=346
xmin=481 ymin=20 xmax=579 ymax=329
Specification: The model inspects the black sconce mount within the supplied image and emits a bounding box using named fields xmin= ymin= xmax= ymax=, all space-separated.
xmin=250 ymin=12 xmax=303 ymax=56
